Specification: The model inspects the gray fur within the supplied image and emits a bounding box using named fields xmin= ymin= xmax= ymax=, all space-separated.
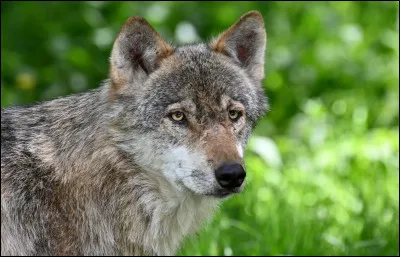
xmin=1 ymin=11 xmax=268 ymax=256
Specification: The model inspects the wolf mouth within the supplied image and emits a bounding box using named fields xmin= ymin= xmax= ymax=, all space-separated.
xmin=206 ymin=188 xmax=242 ymax=199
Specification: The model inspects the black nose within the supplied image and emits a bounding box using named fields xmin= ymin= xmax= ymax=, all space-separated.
xmin=215 ymin=162 xmax=246 ymax=189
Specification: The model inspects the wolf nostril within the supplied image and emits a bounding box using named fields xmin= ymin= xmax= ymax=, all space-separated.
xmin=215 ymin=162 xmax=246 ymax=189
xmin=236 ymin=171 xmax=245 ymax=185
xmin=217 ymin=173 xmax=232 ymax=187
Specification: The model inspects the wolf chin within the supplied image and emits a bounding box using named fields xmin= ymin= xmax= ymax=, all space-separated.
xmin=1 ymin=10 xmax=268 ymax=255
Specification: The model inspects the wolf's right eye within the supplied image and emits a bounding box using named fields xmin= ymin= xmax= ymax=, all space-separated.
xmin=170 ymin=111 xmax=186 ymax=123
xmin=228 ymin=110 xmax=242 ymax=122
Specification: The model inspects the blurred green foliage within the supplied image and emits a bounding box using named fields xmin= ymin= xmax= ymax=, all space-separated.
xmin=1 ymin=1 xmax=399 ymax=256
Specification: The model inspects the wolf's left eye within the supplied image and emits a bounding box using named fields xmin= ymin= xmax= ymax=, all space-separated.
xmin=228 ymin=110 xmax=242 ymax=121
xmin=170 ymin=111 xmax=185 ymax=122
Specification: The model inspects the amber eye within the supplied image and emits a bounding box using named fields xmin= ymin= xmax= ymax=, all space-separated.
xmin=229 ymin=110 xmax=242 ymax=121
xmin=170 ymin=111 xmax=185 ymax=122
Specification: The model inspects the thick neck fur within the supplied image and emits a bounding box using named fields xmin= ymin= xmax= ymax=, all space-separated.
xmin=1 ymin=83 xmax=218 ymax=256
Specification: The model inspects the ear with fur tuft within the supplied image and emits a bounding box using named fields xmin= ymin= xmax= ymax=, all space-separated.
xmin=109 ymin=16 xmax=174 ymax=92
xmin=210 ymin=11 xmax=267 ymax=81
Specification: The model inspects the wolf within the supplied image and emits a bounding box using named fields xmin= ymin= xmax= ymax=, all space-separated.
xmin=1 ymin=10 xmax=268 ymax=256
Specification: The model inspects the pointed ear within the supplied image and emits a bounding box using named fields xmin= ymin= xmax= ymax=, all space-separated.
xmin=210 ymin=11 xmax=267 ymax=81
xmin=109 ymin=16 xmax=174 ymax=92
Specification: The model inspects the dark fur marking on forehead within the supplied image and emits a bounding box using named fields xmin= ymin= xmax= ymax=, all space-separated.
xmin=142 ymin=47 xmax=260 ymax=125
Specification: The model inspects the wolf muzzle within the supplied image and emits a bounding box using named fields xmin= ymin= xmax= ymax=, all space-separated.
xmin=214 ymin=162 xmax=246 ymax=189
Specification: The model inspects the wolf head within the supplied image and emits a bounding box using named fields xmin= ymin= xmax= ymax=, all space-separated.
xmin=107 ymin=11 xmax=268 ymax=198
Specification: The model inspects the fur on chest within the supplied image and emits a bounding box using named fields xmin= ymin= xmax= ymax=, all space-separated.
xmin=125 ymin=183 xmax=219 ymax=255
